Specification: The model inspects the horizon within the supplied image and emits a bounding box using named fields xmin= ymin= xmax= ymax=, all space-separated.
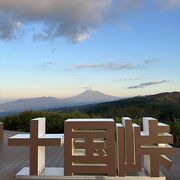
xmin=0 ymin=89 xmax=179 ymax=104
xmin=0 ymin=0 xmax=180 ymax=100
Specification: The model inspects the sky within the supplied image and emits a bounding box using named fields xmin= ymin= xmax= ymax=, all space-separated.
xmin=0 ymin=0 xmax=180 ymax=100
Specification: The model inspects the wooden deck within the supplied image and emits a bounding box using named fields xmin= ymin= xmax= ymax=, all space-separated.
xmin=0 ymin=130 xmax=179 ymax=180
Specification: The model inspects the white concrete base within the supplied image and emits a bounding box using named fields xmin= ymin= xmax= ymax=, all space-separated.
xmin=16 ymin=167 xmax=166 ymax=180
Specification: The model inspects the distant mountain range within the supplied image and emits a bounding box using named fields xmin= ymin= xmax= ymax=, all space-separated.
xmin=1 ymin=91 xmax=179 ymax=120
xmin=0 ymin=90 xmax=120 ymax=115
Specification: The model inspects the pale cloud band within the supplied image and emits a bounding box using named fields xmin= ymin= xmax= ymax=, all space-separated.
xmin=73 ymin=62 xmax=134 ymax=70
xmin=128 ymin=80 xmax=169 ymax=89
xmin=0 ymin=0 xmax=178 ymax=43
xmin=71 ymin=59 xmax=158 ymax=71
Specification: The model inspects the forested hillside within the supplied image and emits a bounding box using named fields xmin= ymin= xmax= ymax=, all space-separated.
xmin=83 ymin=92 xmax=180 ymax=120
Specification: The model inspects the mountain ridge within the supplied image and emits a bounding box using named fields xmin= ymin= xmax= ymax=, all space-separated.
xmin=0 ymin=90 xmax=120 ymax=113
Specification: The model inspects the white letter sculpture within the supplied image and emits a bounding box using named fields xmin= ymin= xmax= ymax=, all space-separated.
xmin=8 ymin=117 xmax=173 ymax=179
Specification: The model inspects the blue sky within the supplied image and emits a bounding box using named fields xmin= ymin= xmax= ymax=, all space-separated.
xmin=0 ymin=0 xmax=180 ymax=100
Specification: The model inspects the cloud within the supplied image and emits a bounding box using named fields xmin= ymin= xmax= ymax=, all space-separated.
xmin=0 ymin=0 xmax=143 ymax=43
xmin=128 ymin=80 xmax=169 ymax=89
xmin=0 ymin=15 xmax=22 ymax=40
xmin=143 ymin=59 xmax=159 ymax=65
xmin=116 ymin=78 xmax=141 ymax=82
xmin=39 ymin=61 xmax=54 ymax=68
xmin=157 ymin=0 xmax=180 ymax=9
xmin=72 ymin=58 xmax=159 ymax=71
xmin=73 ymin=62 xmax=134 ymax=71
xmin=136 ymin=59 xmax=160 ymax=68
xmin=81 ymin=85 xmax=94 ymax=90
xmin=0 ymin=0 xmax=179 ymax=42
